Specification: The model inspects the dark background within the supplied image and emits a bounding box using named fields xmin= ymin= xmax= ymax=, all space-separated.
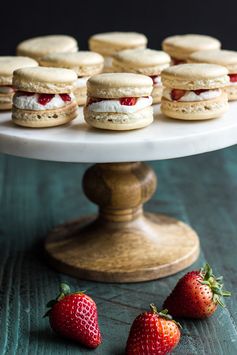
xmin=0 ymin=0 xmax=236 ymax=55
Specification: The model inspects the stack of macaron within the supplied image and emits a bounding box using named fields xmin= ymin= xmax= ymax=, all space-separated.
xmin=1 ymin=31 xmax=237 ymax=130
xmin=12 ymin=67 xmax=78 ymax=127
xmin=0 ymin=56 xmax=38 ymax=110
xmin=89 ymin=32 xmax=148 ymax=72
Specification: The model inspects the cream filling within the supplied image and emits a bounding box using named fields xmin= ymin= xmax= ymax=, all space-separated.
xmin=13 ymin=93 xmax=74 ymax=110
xmin=87 ymin=96 xmax=152 ymax=113
xmin=0 ymin=86 xmax=15 ymax=94
xmin=75 ymin=77 xmax=90 ymax=88
xmin=104 ymin=56 xmax=113 ymax=68
xmin=153 ymin=76 xmax=162 ymax=87
xmin=163 ymin=88 xmax=221 ymax=102
xmin=228 ymin=81 xmax=237 ymax=86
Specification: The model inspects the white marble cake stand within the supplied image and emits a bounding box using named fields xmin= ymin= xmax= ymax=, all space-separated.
xmin=0 ymin=104 xmax=237 ymax=283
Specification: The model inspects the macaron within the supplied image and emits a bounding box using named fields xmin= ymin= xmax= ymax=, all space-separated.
xmin=89 ymin=32 xmax=147 ymax=72
xmin=17 ymin=35 xmax=78 ymax=61
xmin=40 ymin=51 xmax=104 ymax=105
xmin=162 ymin=34 xmax=221 ymax=65
xmin=189 ymin=50 xmax=237 ymax=101
xmin=84 ymin=73 xmax=153 ymax=130
xmin=161 ymin=63 xmax=229 ymax=120
xmin=0 ymin=56 xmax=38 ymax=110
xmin=112 ymin=48 xmax=171 ymax=104
xmin=12 ymin=67 xmax=78 ymax=128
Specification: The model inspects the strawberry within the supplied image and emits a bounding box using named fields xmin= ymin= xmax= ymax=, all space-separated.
xmin=44 ymin=283 xmax=102 ymax=348
xmin=126 ymin=304 xmax=181 ymax=355
xmin=194 ymin=89 xmax=208 ymax=95
xmin=229 ymin=74 xmax=237 ymax=82
xmin=38 ymin=93 xmax=54 ymax=105
xmin=163 ymin=263 xmax=231 ymax=319
xmin=60 ymin=93 xmax=71 ymax=102
xmin=119 ymin=97 xmax=137 ymax=106
xmin=171 ymin=89 xmax=186 ymax=101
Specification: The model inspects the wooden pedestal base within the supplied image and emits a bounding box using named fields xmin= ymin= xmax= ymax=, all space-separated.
xmin=45 ymin=162 xmax=200 ymax=283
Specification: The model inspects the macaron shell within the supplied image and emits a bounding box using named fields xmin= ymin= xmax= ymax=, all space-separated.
xmin=224 ymin=85 xmax=237 ymax=101
xmin=113 ymin=59 xmax=170 ymax=76
xmin=0 ymin=56 xmax=38 ymax=85
xmin=162 ymin=34 xmax=221 ymax=60
xmin=12 ymin=100 xmax=78 ymax=127
xmin=189 ymin=50 xmax=237 ymax=74
xmin=17 ymin=35 xmax=78 ymax=60
xmin=0 ymin=92 xmax=14 ymax=110
xmin=87 ymin=73 xmax=153 ymax=98
xmin=13 ymin=67 xmax=77 ymax=94
xmin=74 ymin=86 xmax=87 ymax=106
xmin=89 ymin=32 xmax=147 ymax=56
xmin=161 ymin=63 xmax=229 ymax=90
xmin=40 ymin=51 xmax=104 ymax=76
xmin=161 ymin=93 xmax=228 ymax=120
xmin=84 ymin=106 xmax=153 ymax=130
xmin=152 ymin=86 xmax=163 ymax=104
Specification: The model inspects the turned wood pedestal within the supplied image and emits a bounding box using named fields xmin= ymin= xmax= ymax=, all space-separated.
xmin=45 ymin=162 xmax=200 ymax=282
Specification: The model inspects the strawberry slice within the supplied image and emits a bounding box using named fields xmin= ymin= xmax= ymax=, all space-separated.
xmin=119 ymin=97 xmax=137 ymax=106
xmin=38 ymin=94 xmax=54 ymax=106
xmin=150 ymin=75 xmax=158 ymax=84
xmin=171 ymin=89 xmax=186 ymax=101
xmin=194 ymin=89 xmax=207 ymax=95
xmin=229 ymin=74 xmax=237 ymax=82
xmin=60 ymin=94 xmax=71 ymax=102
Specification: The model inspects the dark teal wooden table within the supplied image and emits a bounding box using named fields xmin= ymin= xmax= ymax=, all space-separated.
xmin=0 ymin=148 xmax=237 ymax=354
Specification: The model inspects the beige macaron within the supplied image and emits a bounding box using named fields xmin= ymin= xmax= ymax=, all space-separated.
xmin=0 ymin=56 xmax=38 ymax=110
xmin=84 ymin=73 xmax=153 ymax=130
xmin=89 ymin=32 xmax=147 ymax=72
xmin=12 ymin=66 xmax=78 ymax=128
xmin=17 ymin=35 xmax=78 ymax=61
xmin=113 ymin=48 xmax=171 ymax=104
xmin=161 ymin=63 xmax=229 ymax=120
xmin=162 ymin=34 xmax=221 ymax=64
xmin=189 ymin=49 xmax=237 ymax=100
xmin=40 ymin=51 xmax=104 ymax=105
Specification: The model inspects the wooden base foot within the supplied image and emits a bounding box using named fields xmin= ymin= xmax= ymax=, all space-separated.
xmin=45 ymin=162 xmax=200 ymax=283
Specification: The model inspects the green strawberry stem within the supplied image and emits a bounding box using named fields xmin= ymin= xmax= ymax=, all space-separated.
xmin=200 ymin=263 xmax=231 ymax=307
xmin=149 ymin=304 xmax=182 ymax=328
xmin=43 ymin=283 xmax=86 ymax=318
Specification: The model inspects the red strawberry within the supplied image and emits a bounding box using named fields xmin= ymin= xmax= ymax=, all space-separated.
xmin=194 ymin=89 xmax=208 ymax=95
xmin=38 ymin=93 xmax=54 ymax=105
xmin=229 ymin=74 xmax=237 ymax=82
xmin=126 ymin=304 xmax=181 ymax=355
xmin=163 ymin=263 xmax=231 ymax=319
xmin=60 ymin=93 xmax=71 ymax=102
xmin=44 ymin=283 xmax=102 ymax=348
xmin=120 ymin=97 xmax=137 ymax=106
xmin=171 ymin=89 xmax=186 ymax=101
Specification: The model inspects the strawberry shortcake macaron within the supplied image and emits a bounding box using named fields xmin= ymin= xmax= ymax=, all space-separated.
xmin=89 ymin=32 xmax=147 ymax=72
xmin=12 ymin=67 xmax=78 ymax=127
xmin=189 ymin=50 xmax=237 ymax=101
xmin=84 ymin=73 xmax=153 ymax=130
xmin=17 ymin=35 xmax=78 ymax=61
xmin=112 ymin=48 xmax=171 ymax=104
xmin=0 ymin=56 xmax=38 ymax=110
xmin=161 ymin=63 xmax=229 ymax=120
xmin=162 ymin=34 xmax=221 ymax=65
xmin=40 ymin=51 xmax=104 ymax=105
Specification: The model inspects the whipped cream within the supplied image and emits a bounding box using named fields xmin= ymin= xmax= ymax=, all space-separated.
xmin=75 ymin=77 xmax=90 ymax=88
xmin=228 ymin=81 xmax=237 ymax=86
xmin=13 ymin=93 xmax=74 ymax=110
xmin=152 ymin=76 xmax=162 ymax=87
xmin=87 ymin=96 xmax=152 ymax=113
xmin=163 ymin=88 xmax=221 ymax=102
xmin=0 ymin=86 xmax=15 ymax=94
